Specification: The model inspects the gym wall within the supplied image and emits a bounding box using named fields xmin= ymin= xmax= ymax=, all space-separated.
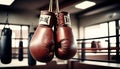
xmin=0 ymin=11 xmax=38 ymax=32
xmin=0 ymin=10 xmax=78 ymax=36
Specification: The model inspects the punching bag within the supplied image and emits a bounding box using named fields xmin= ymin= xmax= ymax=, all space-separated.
xmin=91 ymin=41 xmax=97 ymax=53
xmin=55 ymin=12 xmax=77 ymax=60
xmin=28 ymin=32 xmax=36 ymax=66
xmin=18 ymin=26 xmax=23 ymax=61
xmin=29 ymin=11 xmax=56 ymax=62
xmin=0 ymin=27 xmax=12 ymax=64
xmin=18 ymin=41 xmax=23 ymax=61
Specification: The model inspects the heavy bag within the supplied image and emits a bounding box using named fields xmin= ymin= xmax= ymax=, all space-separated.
xmin=18 ymin=41 xmax=23 ymax=61
xmin=29 ymin=11 xmax=56 ymax=62
xmin=28 ymin=32 xmax=36 ymax=66
xmin=0 ymin=27 xmax=12 ymax=64
xmin=55 ymin=12 xmax=77 ymax=60
xmin=91 ymin=41 xmax=97 ymax=53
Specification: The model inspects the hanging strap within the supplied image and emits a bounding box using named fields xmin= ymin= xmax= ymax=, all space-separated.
xmin=4 ymin=11 xmax=10 ymax=28
xmin=49 ymin=0 xmax=53 ymax=12
xmin=49 ymin=0 xmax=60 ymax=13
xmin=56 ymin=0 xmax=60 ymax=13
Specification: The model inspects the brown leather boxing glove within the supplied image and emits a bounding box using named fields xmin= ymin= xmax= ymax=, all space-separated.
xmin=55 ymin=12 xmax=77 ymax=60
xmin=91 ymin=41 xmax=97 ymax=53
xmin=29 ymin=10 xmax=56 ymax=62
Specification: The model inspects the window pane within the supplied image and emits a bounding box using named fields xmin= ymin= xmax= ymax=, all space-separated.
xmin=109 ymin=21 xmax=115 ymax=36
xmin=10 ymin=25 xmax=21 ymax=38
xmin=14 ymin=39 xmax=20 ymax=48
xmin=85 ymin=25 xmax=100 ymax=38
xmin=22 ymin=26 xmax=28 ymax=38
xmin=85 ymin=23 xmax=108 ymax=38
xmin=99 ymin=23 xmax=108 ymax=36
xmin=22 ymin=39 xmax=28 ymax=47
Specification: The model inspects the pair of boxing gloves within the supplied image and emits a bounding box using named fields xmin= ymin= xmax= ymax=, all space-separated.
xmin=29 ymin=10 xmax=77 ymax=62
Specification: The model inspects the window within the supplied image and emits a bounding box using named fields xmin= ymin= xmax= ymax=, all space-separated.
xmin=77 ymin=20 xmax=120 ymax=63
xmin=85 ymin=23 xmax=108 ymax=38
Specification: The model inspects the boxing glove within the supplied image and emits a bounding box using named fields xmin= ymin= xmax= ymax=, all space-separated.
xmin=91 ymin=41 xmax=97 ymax=53
xmin=28 ymin=32 xmax=36 ymax=66
xmin=29 ymin=11 xmax=56 ymax=62
xmin=55 ymin=12 xmax=77 ymax=60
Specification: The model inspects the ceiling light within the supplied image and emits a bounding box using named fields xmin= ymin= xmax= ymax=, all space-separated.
xmin=0 ymin=0 xmax=14 ymax=6
xmin=75 ymin=1 xmax=96 ymax=9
